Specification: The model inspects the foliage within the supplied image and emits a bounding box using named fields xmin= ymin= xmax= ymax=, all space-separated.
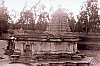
xmin=15 ymin=0 xmax=49 ymax=31
xmin=35 ymin=12 xmax=49 ymax=31
xmin=68 ymin=12 xmax=76 ymax=32
xmin=76 ymin=0 xmax=99 ymax=32
xmin=0 ymin=0 xmax=10 ymax=35
xmin=2 ymin=0 xmax=100 ymax=33
xmin=16 ymin=10 xmax=35 ymax=30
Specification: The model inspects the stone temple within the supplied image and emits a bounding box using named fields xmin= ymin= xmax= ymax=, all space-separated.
xmin=6 ymin=8 xmax=96 ymax=66
xmin=47 ymin=8 xmax=71 ymax=36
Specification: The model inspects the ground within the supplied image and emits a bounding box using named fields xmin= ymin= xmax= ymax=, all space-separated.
xmin=0 ymin=40 xmax=29 ymax=66
xmin=79 ymin=50 xmax=100 ymax=66
xmin=0 ymin=40 xmax=7 ymax=56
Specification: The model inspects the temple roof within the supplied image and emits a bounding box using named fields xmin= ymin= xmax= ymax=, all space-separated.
xmin=47 ymin=8 xmax=71 ymax=36
xmin=51 ymin=8 xmax=67 ymax=18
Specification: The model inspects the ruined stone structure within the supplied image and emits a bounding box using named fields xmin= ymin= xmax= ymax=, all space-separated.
xmin=47 ymin=8 xmax=71 ymax=36
xmin=7 ymin=8 xmax=96 ymax=66
xmin=13 ymin=8 xmax=79 ymax=56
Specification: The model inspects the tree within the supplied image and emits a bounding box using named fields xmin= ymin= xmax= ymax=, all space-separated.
xmin=75 ymin=21 xmax=83 ymax=32
xmin=68 ymin=12 xmax=76 ymax=32
xmin=75 ymin=10 xmax=88 ymax=32
xmin=31 ymin=0 xmax=42 ymax=23
xmin=0 ymin=0 xmax=10 ymax=35
xmin=9 ymin=10 xmax=18 ymax=30
xmin=18 ymin=10 xmax=35 ymax=30
xmin=35 ymin=12 xmax=49 ymax=31
xmin=86 ymin=0 xmax=99 ymax=32
xmin=17 ymin=0 xmax=49 ymax=31
xmin=76 ymin=0 xmax=99 ymax=32
xmin=31 ymin=0 xmax=49 ymax=31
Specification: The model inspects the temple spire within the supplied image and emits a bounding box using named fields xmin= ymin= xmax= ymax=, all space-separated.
xmin=47 ymin=8 xmax=71 ymax=36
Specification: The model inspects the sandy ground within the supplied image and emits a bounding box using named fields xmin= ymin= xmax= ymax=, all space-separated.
xmin=0 ymin=40 xmax=7 ymax=56
xmin=80 ymin=50 xmax=100 ymax=66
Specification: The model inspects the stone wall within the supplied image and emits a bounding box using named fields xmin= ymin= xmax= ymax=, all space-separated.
xmin=15 ymin=41 xmax=77 ymax=55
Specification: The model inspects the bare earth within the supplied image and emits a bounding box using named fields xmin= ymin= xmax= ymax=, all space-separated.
xmin=80 ymin=50 xmax=100 ymax=66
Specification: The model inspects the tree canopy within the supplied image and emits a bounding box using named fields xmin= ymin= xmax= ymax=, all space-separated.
xmin=16 ymin=10 xmax=35 ymax=30
xmin=75 ymin=0 xmax=100 ymax=32
xmin=1 ymin=0 xmax=100 ymax=34
xmin=0 ymin=0 xmax=10 ymax=35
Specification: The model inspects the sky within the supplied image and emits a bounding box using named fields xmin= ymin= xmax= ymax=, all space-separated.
xmin=3 ymin=0 xmax=98 ymax=21
xmin=5 ymin=0 xmax=84 ymax=14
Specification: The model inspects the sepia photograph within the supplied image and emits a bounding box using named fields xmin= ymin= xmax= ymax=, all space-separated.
xmin=0 ymin=0 xmax=100 ymax=66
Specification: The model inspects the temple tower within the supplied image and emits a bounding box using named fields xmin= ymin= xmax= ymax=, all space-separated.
xmin=47 ymin=8 xmax=71 ymax=36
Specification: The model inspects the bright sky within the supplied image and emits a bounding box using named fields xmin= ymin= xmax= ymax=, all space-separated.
xmin=4 ymin=0 xmax=98 ymax=21
xmin=5 ymin=0 xmax=85 ymax=14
